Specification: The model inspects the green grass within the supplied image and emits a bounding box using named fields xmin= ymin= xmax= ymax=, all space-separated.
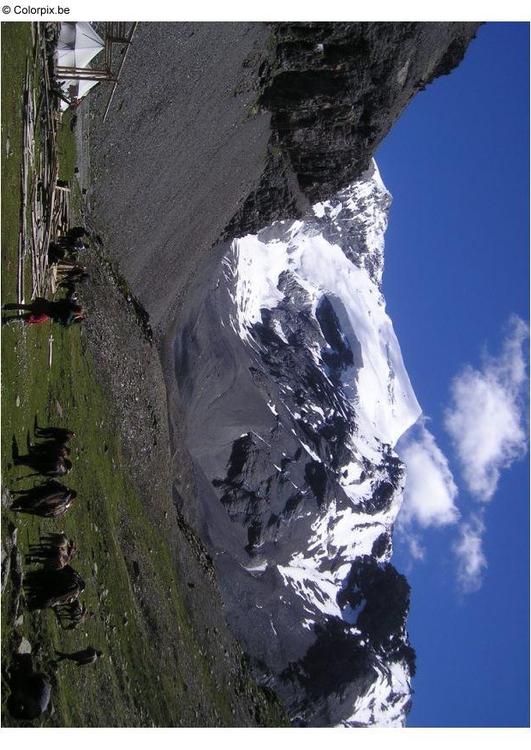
xmin=1 ymin=23 xmax=287 ymax=728
xmin=2 ymin=320 xmax=253 ymax=726
xmin=56 ymin=109 xmax=76 ymax=182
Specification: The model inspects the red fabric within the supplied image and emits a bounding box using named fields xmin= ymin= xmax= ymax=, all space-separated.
xmin=27 ymin=313 xmax=51 ymax=325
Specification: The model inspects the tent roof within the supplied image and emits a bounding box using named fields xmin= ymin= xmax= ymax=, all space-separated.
xmin=56 ymin=22 xmax=104 ymax=70
xmin=57 ymin=77 xmax=100 ymax=111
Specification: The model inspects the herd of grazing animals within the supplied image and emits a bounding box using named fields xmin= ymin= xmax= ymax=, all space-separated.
xmin=5 ymin=225 xmax=106 ymax=721
xmin=10 ymin=421 xmax=102 ymax=641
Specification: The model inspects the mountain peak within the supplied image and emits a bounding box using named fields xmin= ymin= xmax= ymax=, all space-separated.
xmin=175 ymin=162 xmax=419 ymax=726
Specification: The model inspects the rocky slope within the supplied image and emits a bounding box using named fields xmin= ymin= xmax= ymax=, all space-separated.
xmin=88 ymin=22 xmax=479 ymax=331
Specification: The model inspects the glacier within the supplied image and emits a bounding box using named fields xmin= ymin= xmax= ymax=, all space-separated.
xmin=174 ymin=159 xmax=422 ymax=726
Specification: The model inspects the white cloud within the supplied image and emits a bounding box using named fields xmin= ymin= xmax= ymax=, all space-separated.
xmin=395 ymin=317 xmax=527 ymax=592
xmin=407 ymin=534 xmax=426 ymax=561
xmin=454 ymin=514 xmax=487 ymax=593
xmin=444 ymin=316 xmax=529 ymax=502
xmin=398 ymin=422 xmax=460 ymax=529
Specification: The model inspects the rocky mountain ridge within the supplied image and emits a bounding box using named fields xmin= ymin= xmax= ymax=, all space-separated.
xmin=89 ymin=22 xmax=480 ymax=330
xmin=226 ymin=22 xmax=480 ymax=239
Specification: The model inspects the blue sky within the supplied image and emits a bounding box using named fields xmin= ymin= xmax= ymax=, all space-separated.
xmin=376 ymin=22 xmax=529 ymax=727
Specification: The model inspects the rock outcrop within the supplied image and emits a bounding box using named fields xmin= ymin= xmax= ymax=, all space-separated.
xmin=227 ymin=22 xmax=480 ymax=236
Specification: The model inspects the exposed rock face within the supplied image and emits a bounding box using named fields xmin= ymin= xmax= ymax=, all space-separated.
xmin=226 ymin=22 xmax=480 ymax=237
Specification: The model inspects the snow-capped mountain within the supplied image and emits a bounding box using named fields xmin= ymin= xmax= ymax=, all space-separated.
xmin=174 ymin=160 xmax=420 ymax=726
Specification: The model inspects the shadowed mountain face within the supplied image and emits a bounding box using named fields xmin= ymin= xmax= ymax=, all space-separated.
xmin=86 ymin=22 xmax=480 ymax=726
xmin=229 ymin=21 xmax=480 ymax=236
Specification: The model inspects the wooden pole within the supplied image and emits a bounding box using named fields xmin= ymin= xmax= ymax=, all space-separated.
xmin=102 ymin=22 xmax=139 ymax=123
xmin=48 ymin=333 xmax=54 ymax=368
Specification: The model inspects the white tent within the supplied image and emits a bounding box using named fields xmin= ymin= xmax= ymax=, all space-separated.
xmin=58 ymin=78 xmax=100 ymax=109
xmin=55 ymin=22 xmax=105 ymax=110
xmin=56 ymin=22 xmax=104 ymax=69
